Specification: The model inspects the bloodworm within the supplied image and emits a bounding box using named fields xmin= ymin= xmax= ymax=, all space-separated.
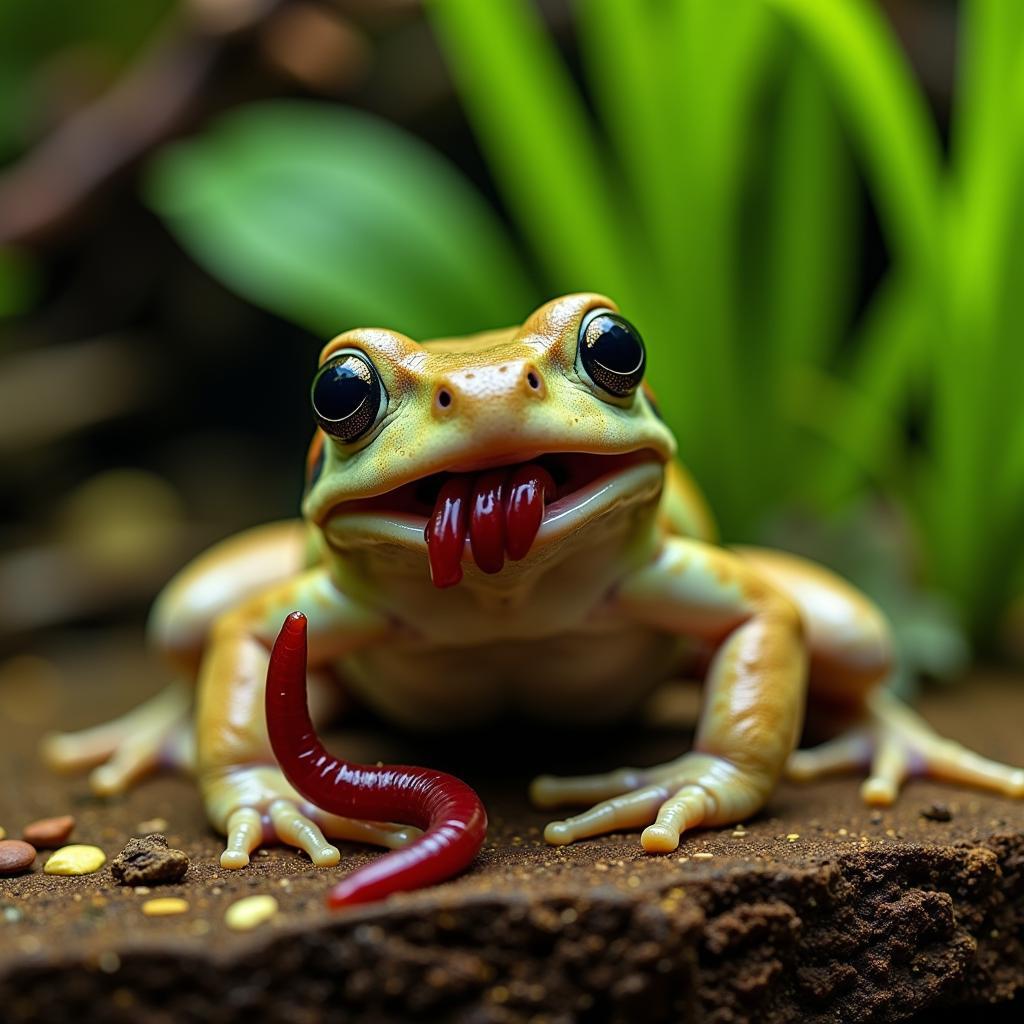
xmin=265 ymin=611 xmax=488 ymax=907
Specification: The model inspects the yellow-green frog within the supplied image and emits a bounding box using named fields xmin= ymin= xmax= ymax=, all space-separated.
xmin=44 ymin=294 xmax=1024 ymax=903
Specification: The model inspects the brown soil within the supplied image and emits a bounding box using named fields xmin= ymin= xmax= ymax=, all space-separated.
xmin=1 ymin=629 xmax=1023 ymax=1023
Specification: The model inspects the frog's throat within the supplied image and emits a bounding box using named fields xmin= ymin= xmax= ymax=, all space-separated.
xmin=319 ymin=450 xmax=664 ymax=571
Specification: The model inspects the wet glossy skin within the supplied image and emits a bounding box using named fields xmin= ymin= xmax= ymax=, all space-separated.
xmin=44 ymin=293 xmax=1024 ymax=879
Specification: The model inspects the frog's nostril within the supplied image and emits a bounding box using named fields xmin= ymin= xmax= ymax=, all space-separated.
xmin=436 ymin=388 xmax=453 ymax=411
xmin=524 ymin=367 xmax=545 ymax=397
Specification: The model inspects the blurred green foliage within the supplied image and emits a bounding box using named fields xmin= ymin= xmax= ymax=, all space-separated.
xmin=147 ymin=103 xmax=535 ymax=340
xmin=83 ymin=0 xmax=1024 ymax=643
xmin=0 ymin=248 xmax=37 ymax=319
xmin=0 ymin=0 xmax=172 ymax=161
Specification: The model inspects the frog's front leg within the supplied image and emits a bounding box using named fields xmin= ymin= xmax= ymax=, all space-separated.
xmin=533 ymin=538 xmax=807 ymax=851
xmin=197 ymin=567 xmax=416 ymax=868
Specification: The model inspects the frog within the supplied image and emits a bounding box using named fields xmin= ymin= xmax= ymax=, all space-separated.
xmin=43 ymin=293 xmax=1024 ymax=901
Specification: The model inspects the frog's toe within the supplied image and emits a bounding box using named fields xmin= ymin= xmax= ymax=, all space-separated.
xmin=542 ymin=784 xmax=670 ymax=844
xmin=222 ymin=807 xmax=263 ymax=869
xmin=641 ymin=785 xmax=714 ymax=853
xmin=786 ymin=729 xmax=872 ymax=783
xmin=269 ymin=799 xmax=341 ymax=867
xmin=89 ymin=734 xmax=165 ymax=796
xmin=909 ymin=740 xmax=1024 ymax=800
xmin=315 ymin=813 xmax=423 ymax=850
xmin=529 ymin=767 xmax=649 ymax=809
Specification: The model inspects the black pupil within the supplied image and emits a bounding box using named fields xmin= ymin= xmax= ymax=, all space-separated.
xmin=580 ymin=312 xmax=645 ymax=396
xmin=587 ymin=316 xmax=643 ymax=374
xmin=313 ymin=356 xmax=372 ymax=422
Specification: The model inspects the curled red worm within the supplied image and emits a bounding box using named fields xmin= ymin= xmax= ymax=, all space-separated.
xmin=265 ymin=611 xmax=488 ymax=907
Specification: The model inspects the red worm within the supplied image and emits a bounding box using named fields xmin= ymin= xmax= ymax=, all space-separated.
xmin=265 ymin=611 xmax=487 ymax=907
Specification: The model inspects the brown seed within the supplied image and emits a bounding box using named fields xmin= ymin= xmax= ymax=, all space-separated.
xmin=22 ymin=815 xmax=75 ymax=849
xmin=0 ymin=840 xmax=37 ymax=876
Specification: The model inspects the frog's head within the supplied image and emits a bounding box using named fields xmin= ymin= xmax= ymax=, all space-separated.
xmin=303 ymin=294 xmax=675 ymax=588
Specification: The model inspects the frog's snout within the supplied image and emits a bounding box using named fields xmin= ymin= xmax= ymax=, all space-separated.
xmin=431 ymin=360 xmax=547 ymax=420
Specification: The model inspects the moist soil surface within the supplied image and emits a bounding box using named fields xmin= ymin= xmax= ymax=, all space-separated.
xmin=2 ymin=629 xmax=1024 ymax=1023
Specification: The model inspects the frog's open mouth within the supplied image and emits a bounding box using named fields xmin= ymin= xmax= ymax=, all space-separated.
xmin=330 ymin=450 xmax=660 ymax=587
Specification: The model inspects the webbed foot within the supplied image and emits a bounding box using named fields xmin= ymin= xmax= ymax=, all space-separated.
xmin=204 ymin=766 xmax=422 ymax=869
xmin=531 ymin=752 xmax=768 ymax=852
xmin=787 ymin=689 xmax=1024 ymax=804
xmin=42 ymin=682 xmax=193 ymax=795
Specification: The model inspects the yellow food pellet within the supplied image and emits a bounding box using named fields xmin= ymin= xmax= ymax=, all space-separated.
xmin=0 ymin=826 xmax=6 ymax=840
xmin=142 ymin=898 xmax=189 ymax=917
xmin=786 ymin=833 xmax=800 ymax=842
xmin=224 ymin=894 xmax=278 ymax=932
xmin=44 ymin=844 xmax=106 ymax=875
xmin=692 ymin=852 xmax=714 ymax=860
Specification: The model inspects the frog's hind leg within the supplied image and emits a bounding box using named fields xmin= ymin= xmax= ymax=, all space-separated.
xmin=736 ymin=546 xmax=1024 ymax=804
xmin=42 ymin=520 xmax=310 ymax=796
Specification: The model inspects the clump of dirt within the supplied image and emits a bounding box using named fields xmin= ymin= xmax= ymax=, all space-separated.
xmin=110 ymin=834 xmax=189 ymax=886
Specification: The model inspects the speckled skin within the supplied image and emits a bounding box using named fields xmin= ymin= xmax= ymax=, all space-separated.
xmin=43 ymin=294 xmax=1024 ymax=870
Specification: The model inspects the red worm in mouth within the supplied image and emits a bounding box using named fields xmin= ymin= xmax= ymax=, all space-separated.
xmin=424 ymin=463 xmax=555 ymax=587
xmin=265 ymin=611 xmax=488 ymax=907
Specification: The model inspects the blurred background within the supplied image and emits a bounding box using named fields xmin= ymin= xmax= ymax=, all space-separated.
xmin=1 ymin=0 xmax=1021 ymax=685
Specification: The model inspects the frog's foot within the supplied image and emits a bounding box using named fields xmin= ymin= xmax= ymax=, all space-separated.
xmin=205 ymin=766 xmax=422 ymax=870
xmin=531 ymin=752 xmax=766 ymax=853
xmin=787 ymin=689 xmax=1024 ymax=805
xmin=41 ymin=682 xmax=193 ymax=796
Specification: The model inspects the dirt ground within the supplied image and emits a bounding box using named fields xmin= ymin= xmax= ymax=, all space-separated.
xmin=1 ymin=628 xmax=1023 ymax=1023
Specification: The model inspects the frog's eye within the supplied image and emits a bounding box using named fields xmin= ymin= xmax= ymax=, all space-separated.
xmin=311 ymin=351 xmax=384 ymax=443
xmin=577 ymin=309 xmax=646 ymax=399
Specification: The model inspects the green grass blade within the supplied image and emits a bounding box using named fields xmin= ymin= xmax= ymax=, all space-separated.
xmin=761 ymin=51 xmax=855 ymax=370
xmin=802 ymin=275 xmax=927 ymax=507
xmin=924 ymin=1 xmax=1024 ymax=624
xmin=574 ymin=0 xmax=678 ymax=298
xmin=786 ymin=363 xmax=905 ymax=499
xmin=427 ymin=0 xmax=637 ymax=299
xmin=752 ymin=49 xmax=856 ymax=503
xmin=651 ymin=0 xmax=777 ymax=532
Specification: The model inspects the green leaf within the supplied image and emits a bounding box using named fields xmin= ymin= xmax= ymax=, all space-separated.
xmin=146 ymin=102 xmax=535 ymax=340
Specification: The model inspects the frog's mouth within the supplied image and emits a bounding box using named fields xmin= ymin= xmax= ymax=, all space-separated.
xmin=328 ymin=449 xmax=661 ymax=587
